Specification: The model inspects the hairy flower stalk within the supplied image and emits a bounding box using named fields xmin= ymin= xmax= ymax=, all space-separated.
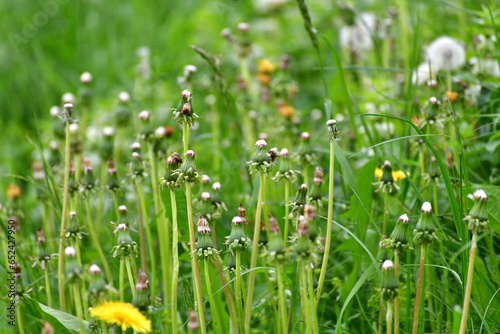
xmin=245 ymin=139 xmax=273 ymax=333
xmin=316 ymin=119 xmax=338 ymax=304
xmin=161 ymin=152 xmax=182 ymax=334
xmin=65 ymin=246 xmax=85 ymax=334
xmin=111 ymin=223 xmax=139 ymax=301
xmin=412 ymin=202 xmax=436 ymax=334
xmin=270 ymin=219 xmax=288 ymax=334
xmin=177 ymin=149 xmax=207 ymax=333
xmin=36 ymin=228 xmax=52 ymax=307
xmin=381 ymin=260 xmax=399 ymax=334
xmin=459 ymin=190 xmax=489 ymax=334
xmin=57 ymin=102 xmax=73 ymax=311
xmin=197 ymin=216 xmax=222 ymax=334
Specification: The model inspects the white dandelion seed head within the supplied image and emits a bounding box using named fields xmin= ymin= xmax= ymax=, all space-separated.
xmin=201 ymin=175 xmax=211 ymax=184
xmin=131 ymin=142 xmax=141 ymax=150
xmin=201 ymin=192 xmax=211 ymax=201
xmin=255 ymin=139 xmax=268 ymax=148
xmin=421 ymin=202 xmax=432 ymax=213
xmin=280 ymin=148 xmax=289 ymax=157
xmin=412 ymin=62 xmax=439 ymax=86
xmin=69 ymin=123 xmax=79 ymax=134
xmin=50 ymin=106 xmax=60 ymax=117
xmin=382 ymin=259 xmax=394 ymax=269
xmin=183 ymin=65 xmax=198 ymax=77
xmin=80 ymin=71 xmax=93 ymax=83
xmin=69 ymin=211 xmax=77 ymax=218
xmin=212 ymin=182 xmax=221 ymax=190
xmin=425 ymin=36 xmax=465 ymax=71
xmin=65 ymin=246 xmax=76 ymax=257
xmin=340 ymin=13 xmax=377 ymax=55
xmin=429 ymin=97 xmax=438 ymax=104
xmin=132 ymin=152 xmax=141 ymax=159
xmin=118 ymin=91 xmax=130 ymax=103
xmin=398 ymin=214 xmax=410 ymax=223
xmin=301 ymin=132 xmax=311 ymax=140
xmin=326 ymin=119 xmax=337 ymax=126
xmin=155 ymin=126 xmax=166 ymax=137
xmin=138 ymin=110 xmax=150 ymax=120
xmin=88 ymin=264 xmax=102 ymax=274
xmin=62 ymin=92 xmax=76 ymax=104
xmin=255 ymin=0 xmax=289 ymax=13
xmin=473 ymin=189 xmax=487 ymax=200
xmin=103 ymin=127 xmax=114 ymax=137
xmin=119 ymin=205 xmax=127 ymax=212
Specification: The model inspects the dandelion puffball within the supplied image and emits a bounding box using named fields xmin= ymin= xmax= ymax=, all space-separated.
xmin=425 ymin=36 xmax=465 ymax=71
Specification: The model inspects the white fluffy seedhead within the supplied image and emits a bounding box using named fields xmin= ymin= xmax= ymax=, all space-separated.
xmin=103 ymin=127 xmax=114 ymax=137
xmin=118 ymin=91 xmax=130 ymax=103
xmin=88 ymin=264 xmax=102 ymax=274
xmin=69 ymin=123 xmax=79 ymax=134
xmin=65 ymin=246 xmax=76 ymax=257
xmin=138 ymin=110 xmax=150 ymax=120
xmin=326 ymin=119 xmax=337 ymax=126
xmin=80 ymin=72 xmax=93 ymax=83
xmin=62 ymin=93 xmax=76 ymax=104
xmin=421 ymin=202 xmax=432 ymax=213
xmin=382 ymin=259 xmax=394 ymax=270
xmin=398 ymin=214 xmax=410 ymax=223
xmin=201 ymin=192 xmax=211 ymax=201
xmin=212 ymin=182 xmax=221 ymax=190
xmin=472 ymin=189 xmax=487 ymax=200
xmin=50 ymin=106 xmax=60 ymax=117
xmin=301 ymin=132 xmax=311 ymax=139
xmin=155 ymin=126 xmax=166 ymax=137
xmin=131 ymin=141 xmax=141 ymax=150
xmin=119 ymin=205 xmax=127 ymax=212
xmin=132 ymin=152 xmax=141 ymax=159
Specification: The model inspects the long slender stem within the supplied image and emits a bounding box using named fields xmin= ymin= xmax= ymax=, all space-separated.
xmin=170 ymin=189 xmax=179 ymax=334
xmin=183 ymin=122 xmax=189 ymax=154
xmin=316 ymin=139 xmax=334 ymax=303
xmin=204 ymin=259 xmax=222 ymax=334
xmin=412 ymin=245 xmax=427 ymax=334
xmin=57 ymin=121 xmax=71 ymax=311
xmin=284 ymin=181 xmax=290 ymax=243
xmin=244 ymin=173 xmax=264 ymax=333
xmin=119 ymin=259 xmax=125 ymax=302
xmin=383 ymin=191 xmax=389 ymax=236
xmin=136 ymin=181 xmax=157 ymax=300
xmin=16 ymin=303 xmax=25 ymax=334
xmin=235 ymin=251 xmax=245 ymax=334
xmin=147 ymin=142 xmax=170 ymax=305
xmin=276 ymin=263 xmax=288 ymax=334
xmin=394 ymin=252 xmax=400 ymax=334
xmin=459 ymin=233 xmax=478 ymax=334
xmin=125 ymin=257 xmax=135 ymax=297
xmin=86 ymin=197 xmax=113 ymax=283
xmin=73 ymin=284 xmax=85 ymax=334
xmin=74 ymin=242 xmax=89 ymax=321
xmin=386 ymin=300 xmax=393 ymax=334
xmin=136 ymin=183 xmax=147 ymax=272
xmin=185 ymin=182 xmax=207 ymax=333
xmin=307 ymin=261 xmax=318 ymax=333
xmin=44 ymin=269 xmax=52 ymax=307
xmin=300 ymin=259 xmax=315 ymax=334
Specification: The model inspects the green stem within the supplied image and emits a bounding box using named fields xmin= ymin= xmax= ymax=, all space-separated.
xmin=394 ymin=253 xmax=400 ymax=334
xmin=387 ymin=300 xmax=393 ymax=334
xmin=300 ymin=259 xmax=315 ymax=334
xmin=183 ymin=122 xmax=189 ymax=154
xmin=316 ymin=139 xmax=334 ymax=303
xmin=74 ymin=242 xmax=89 ymax=321
xmin=136 ymin=181 xmax=157 ymax=300
xmin=383 ymin=191 xmax=389 ymax=236
xmin=57 ymin=121 xmax=71 ymax=311
xmin=412 ymin=245 xmax=427 ymax=334
xmin=236 ymin=252 xmax=245 ymax=334
xmin=210 ymin=100 xmax=221 ymax=172
xmin=86 ymin=197 xmax=113 ymax=284
xmin=73 ymin=284 xmax=85 ymax=334
xmin=44 ymin=269 xmax=52 ymax=308
xmin=307 ymin=261 xmax=318 ymax=333
xmin=16 ymin=302 xmax=25 ymax=334
xmin=113 ymin=194 xmax=120 ymax=221
xmin=185 ymin=182 xmax=207 ymax=334
xmin=244 ymin=173 xmax=265 ymax=333
xmin=276 ymin=263 xmax=288 ymax=334
xmin=170 ymin=189 xmax=179 ymax=334
xmin=148 ymin=142 xmax=170 ymax=309
xmin=119 ymin=259 xmax=125 ymax=302
xmin=125 ymin=257 xmax=135 ymax=297
xmin=284 ymin=181 xmax=290 ymax=243
xmin=205 ymin=259 xmax=222 ymax=334
xmin=433 ymin=183 xmax=439 ymax=217
xmin=459 ymin=233 xmax=478 ymax=334
xmin=419 ymin=149 xmax=427 ymax=201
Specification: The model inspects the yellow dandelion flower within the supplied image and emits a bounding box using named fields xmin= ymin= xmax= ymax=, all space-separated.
xmin=445 ymin=91 xmax=459 ymax=103
xmin=278 ymin=103 xmax=295 ymax=118
xmin=7 ymin=184 xmax=22 ymax=200
xmin=90 ymin=302 xmax=151 ymax=333
xmin=258 ymin=58 xmax=275 ymax=74
xmin=256 ymin=73 xmax=271 ymax=85
xmin=374 ymin=168 xmax=408 ymax=181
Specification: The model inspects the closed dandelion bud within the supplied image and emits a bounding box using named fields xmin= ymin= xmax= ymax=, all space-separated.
xmin=79 ymin=72 xmax=93 ymax=108
xmin=172 ymin=90 xmax=200 ymax=126
xmin=131 ymin=152 xmax=145 ymax=177
xmin=176 ymin=150 xmax=202 ymax=184
xmin=66 ymin=211 xmax=85 ymax=241
xmin=201 ymin=175 xmax=211 ymax=191
xmin=268 ymin=216 xmax=285 ymax=261
xmin=248 ymin=140 xmax=272 ymax=174
xmin=464 ymin=190 xmax=489 ymax=234
xmin=99 ymin=127 xmax=115 ymax=160
xmin=236 ymin=22 xmax=252 ymax=57
xmin=273 ymin=148 xmax=299 ymax=183
xmin=132 ymin=270 xmax=150 ymax=312
xmin=13 ymin=263 xmax=24 ymax=297
xmin=376 ymin=161 xmax=399 ymax=194
xmin=112 ymin=224 xmax=139 ymax=259
xmin=309 ymin=167 xmax=324 ymax=202
xmin=227 ymin=216 xmax=250 ymax=252
xmin=117 ymin=205 xmax=131 ymax=227
xmin=138 ymin=111 xmax=154 ymax=141
xmin=296 ymin=215 xmax=311 ymax=257
xmin=258 ymin=221 xmax=268 ymax=246
xmin=211 ymin=182 xmax=225 ymax=209
xmin=304 ymin=204 xmax=317 ymax=240
xmin=82 ymin=158 xmax=95 ymax=191
xmin=163 ymin=152 xmax=182 ymax=187
xmin=225 ymin=251 xmax=236 ymax=272
xmin=200 ymin=192 xmax=213 ymax=217
xmin=187 ymin=309 xmax=200 ymax=332
xmin=115 ymin=91 xmax=132 ymax=127
xmin=298 ymin=132 xmax=316 ymax=166
xmin=88 ymin=264 xmax=107 ymax=298
xmin=327 ymin=119 xmax=340 ymax=142
xmin=35 ymin=228 xmax=50 ymax=270
xmin=131 ymin=141 xmax=141 ymax=153
xmin=196 ymin=216 xmax=217 ymax=259
xmin=383 ymin=214 xmax=410 ymax=254
xmin=107 ymin=158 xmax=120 ymax=192
xmin=380 ymin=260 xmax=399 ymax=301
xmin=413 ymin=202 xmax=436 ymax=245
xmin=269 ymin=147 xmax=279 ymax=163
xmin=65 ymin=246 xmax=82 ymax=283
xmin=61 ymin=102 xmax=74 ymax=124
xmin=51 ymin=106 xmax=66 ymax=139
xmin=291 ymin=184 xmax=308 ymax=216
